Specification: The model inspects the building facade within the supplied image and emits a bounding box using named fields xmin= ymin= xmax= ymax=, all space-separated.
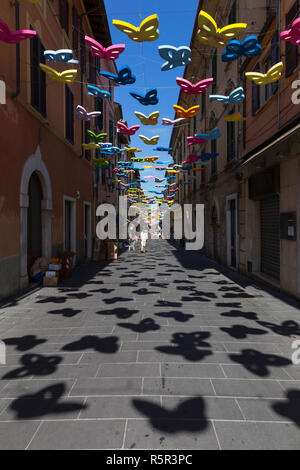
xmin=170 ymin=0 xmax=300 ymax=298
xmin=0 ymin=0 xmax=116 ymax=299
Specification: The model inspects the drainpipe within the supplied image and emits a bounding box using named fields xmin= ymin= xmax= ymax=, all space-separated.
xmin=11 ymin=0 xmax=20 ymax=99
xmin=277 ymin=0 xmax=281 ymax=129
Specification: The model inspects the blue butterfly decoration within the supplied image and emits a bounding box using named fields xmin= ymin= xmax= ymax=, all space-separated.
xmin=166 ymin=176 xmax=176 ymax=179
xmin=153 ymin=147 xmax=173 ymax=152
xmin=199 ymin=152 xmax=219 ymax=162
xmin=158 ymin=45 xmax=191 ymax=71
xmin=116 ymin=173 xmax=128 ymax=178
xmin=195 ymin=127 xmax=221 ymax=141
xmin=182 ymin=164 xmax=193 ymax=170
xmin=209 ymin=87 xmax=245 ymax=104
xmin=130 ymin=88 xmax=158 ymax=106
xmin=137 ymin=179 xmax=146 ymax=183
xmin=87 ymin=85 xmax=111 ymax=99
xmin=222 ymin=36 xmax=262 ymax=62
xmin=99 ymin=66 xmax=136 ymax=85
xmin=44 ymin=49 xmax=79 ymax=64
xmin=117 ymin=161 xmax=133 ymax=167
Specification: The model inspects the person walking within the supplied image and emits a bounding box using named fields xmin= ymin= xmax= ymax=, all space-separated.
xmin=140 ymin=229 xmax=149 ymax=254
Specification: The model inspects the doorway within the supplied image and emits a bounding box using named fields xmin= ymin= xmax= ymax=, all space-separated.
xmin=226 ymin=193 xmax=238 ymax=268
xmin=84 ymin=202 xmax=92 ymax=259
xmin=27 ymin=172 xmax=43 ymax=274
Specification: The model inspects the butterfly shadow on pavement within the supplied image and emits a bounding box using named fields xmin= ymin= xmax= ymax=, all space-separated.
xmin=10 ymin=383 xmax=86 ymax=419
xmin=62 ymin=335 xmax=119 ymax=353
xmin=132 ymin=397 xmax=208 ymax=433
xmin=4 ymin=335 xmax=47 ymax=352
xmin=156 ymin=332 xmax=212 ymax=362
xmin=117 ymin=318 xmax=160 ymax=333
xmin=2 ymin=354 xmax=62 ymax=379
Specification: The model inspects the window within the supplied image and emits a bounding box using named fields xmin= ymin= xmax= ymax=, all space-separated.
xmin=109 ymin=119 xmax=114 ymax=144
xmin=84 ymin=121 xmax=91 ymax=161
xmin=89 ymin=53 xmax=96 ymax=84
xmin=228 ymin=0 xmax=237 ymax=24
xmin=285 ymin=1 xmax=298 ymax=77
xmin=211 ymin=139 xmax=217 ymax=175
xmin=80 ymin=27 xmax=86 ymax=75
xmin=212 ymin=50 xmax=217 ymax=92
xmin=227 ymin=109 xmax=236 ymax=161
xmin=201 ymin=92 xmax=206 ymax=119
xmin=252 ymin=64 xmax=260 ymax=115
xmin=65 ymin=85 xmax=74 ymax=144
xmin=95 ymin=97 xmax=103 ymax=130
xmin=59 ymin=0 xmax=69 ymax=35
xmin=72 ymin=6 xmax=79 ymax=56
xmin=30 ymin=33 xmax=46 ymax=116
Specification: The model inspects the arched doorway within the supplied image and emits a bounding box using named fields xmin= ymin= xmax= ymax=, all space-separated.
xmin=20 ymin=146 xmax=52 ymax=288
xmin=27 ymin=172 xmax=43 ymax=274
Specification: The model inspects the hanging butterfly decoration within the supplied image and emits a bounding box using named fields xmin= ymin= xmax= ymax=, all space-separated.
xmin=134 ymin=111 xmax=160 ymax=125
xmin=187 ymin=136 xmax=207 ymax=146
xmin=245 ymin=62 xmax=283 ymax=85
xmin=195 ymin=127 xmax=221 ymax=141
xmin=173 ymin=105 xmax=200 ymax=118
xmin=0 ymin=18 xmax=36 ymax=43
xmin=199 ymin=152 xmax=219 ymax=162
xmin=280 ymin=18 xmax=300 ymax=46
xmin=40 ymin=64 xmax=77 ymax=83
xmin=82 ymin=143 xmax=99 ymax=151
xmin=125 ymin=147 xmax=142 ymax=153
xmin=85 ymin=36 xmax=125 ymax=60
xmin=44 ymin=49 xmax=79 ymax=64
xmin=222 ymin=36 xmax=262 ymax=62
xmin=162 ymin=117 xmax=186 ymax=126
xmin=139 ymin=135 xmax=160 ymax=145
xmin=209 ymin=86 xmax=245 ymax=103
xmin=99 ymin=66 xmax=136 ymax=85
xmin=76 ymin=105 xmax=102 ymax=121
xmin=143 ymin=156 xmax=159 ymax=163
xmin=113 ymin=14 xmax=159 ymax=42
xmin=117 ymin=122 xmax=140 ymax=136
xmin=176 ymin=77 xmax=214 ymax=94
xmin=87 ymin=85 xmax=111 ymax=99
xmin=158 ymin=45 xmax=191 ymax=71
xmin=197 ymin=10 xmax=247 ymax=47
xmin=153 ymin=147 xmax=173 ymax=152
xmin=224 ymin=113 xmax=245 ymax=122
xmin=92 ymin=158 xmax=110 ymax=168
xmin=87 ymin=131 xmax=107 ymax=143
xmin=130 ymin=88 xmax=159 ymax=106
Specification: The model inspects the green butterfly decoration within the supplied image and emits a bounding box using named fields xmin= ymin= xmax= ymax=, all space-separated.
xmin=87 ymin=130 xmax=107 ymax=143
xmin=131 ymin=157 xmax=144 ymax=162
xmin=92 ymin=158 xmax=109 ymax=167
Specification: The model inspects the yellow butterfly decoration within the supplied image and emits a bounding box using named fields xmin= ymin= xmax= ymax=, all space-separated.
xmin=139 ymin=135 xmax=160 ymax=145
xmin=142 ymin=166 xmax=154 ymax=169
xmin=173 ymin=105 xmax=200 ymax=119
xmin=143 ymin=156 xmax=159 ymax=163
xmin=224 ymin=113 xmax=245 ymax=122
xmin=125 ymin=147 xmax=142 ymax=153
xmin=197 ymin=11 xmax=247 ymax=47
xmin=82 ymin=143 xmax=99 ymax=150
xmin=245 ymin=62 xmax=283 ymax=85
xmin=40 ymin=64 xmax=77 ymax=83
xmin=135 ymin=111 xmax=160 ymax=125
xmin=112 ymin=14 xmax=159 ymax=42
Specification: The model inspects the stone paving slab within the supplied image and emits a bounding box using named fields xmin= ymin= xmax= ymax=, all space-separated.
xmin=0 ymin=240 xmax=300 ymax=449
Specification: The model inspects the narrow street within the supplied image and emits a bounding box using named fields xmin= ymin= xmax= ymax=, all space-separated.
xmin=0 ymin=240 xmax=299 ymax=449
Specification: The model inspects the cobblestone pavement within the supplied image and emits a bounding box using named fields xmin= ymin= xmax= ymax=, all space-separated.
xmin=0 ymin=240 xmax=300 ymax=449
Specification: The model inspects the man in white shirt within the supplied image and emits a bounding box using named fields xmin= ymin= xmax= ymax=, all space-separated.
xmin=140 ymin=229 xmax=149 ymax=253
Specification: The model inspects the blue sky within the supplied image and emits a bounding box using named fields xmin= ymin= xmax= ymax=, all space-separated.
xmin=104 ymin=0 xmax=199 ymax=196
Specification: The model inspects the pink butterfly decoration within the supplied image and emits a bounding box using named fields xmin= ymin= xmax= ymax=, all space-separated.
xmin=76 ymin=105 xmax=102 ymax=121
xmin=85 ymin=36 xmax=125 ymax=60
xmin=144 ymin=176 xmax=156 ymax=179
xmin=187 ymin=136 xmax=207 ymax=146
xmin=117 ymin=122 xmax=140 ymax=136
xmin=176 ymin=77 xmax=214 ymax=95
xmin=280 ymin=18 xmax=300 ymax=46
xmin=170 ymin=187 xmax=179 ymax=192
xmin=0 ymin=18 xmax=36 ymax=44
xmin=182 ymin=154 xmax=199 ymax=165
xmin=162 ymin=117 xmax=185 ymax=126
